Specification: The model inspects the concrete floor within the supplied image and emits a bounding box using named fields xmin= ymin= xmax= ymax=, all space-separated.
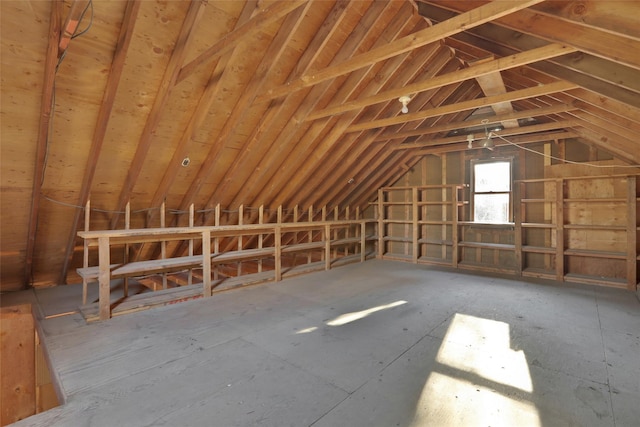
xmin=6 ymin=259 xmax=640 ymax=426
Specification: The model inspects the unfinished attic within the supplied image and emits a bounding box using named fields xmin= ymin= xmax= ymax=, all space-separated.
xmin=1 ymin=1 xmax=639 ymax=426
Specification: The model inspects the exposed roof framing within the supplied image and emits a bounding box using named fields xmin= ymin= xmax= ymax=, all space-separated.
xmin=2 ymin=0 xmax=639 ymax=289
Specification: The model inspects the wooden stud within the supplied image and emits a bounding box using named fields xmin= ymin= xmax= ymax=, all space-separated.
xmin=237 ymin=205 xmax=243 ymax=276
xmin=412 ymin=187 xmax=419 ymax=263
xmin=188 ymin=204 xmax=194 ymax=286
xmin=258 ymin=205 xmax=264 ymax=273
xmin=160 ymin=201 xmax=167 ymax=290
xmin=325 ymin=224 xmax=331 ymax=271
xmin=123 ymin=201 xmax=130 ymax=297
xmin=378 ymin=189 xmax=384 ymax=258
xmin=59 ymin=0 xmax=142 ymax=284
xmin=555 ymin=179 xmax=565 ymax=282
xmin=82 ymin=199 xmax=90 ymax=305
xmin=627 ymin=176 xmax=637 ymax=291
xmin=202 ymin=230 xmax=211 ymax=297
xmin=25 ymin=0 xmax=61 ymax=287
xmin=98 ymin=237 xmax=111 ymax=321
xmin=275 ymin=226 xmax=282 ymax=281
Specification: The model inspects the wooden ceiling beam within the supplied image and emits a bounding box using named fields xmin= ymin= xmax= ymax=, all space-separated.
xmin=307 ymin=42 xmax=576 ymax=121
xmin=262 ymin=14 xmax=436 ymax=210
xmin=347 ymin=80 xmax=577 ymax=133
xmin=572 ymin=126 xmax=640 ymax=166
xmin=198 ymin=0 xmax=357 ymax=223
xmin=58 ymin=0 xmax=142 ymax=284
xmin=313 ymin=78 xmax=476 ymax=211
xmin=420 ymin=4 xmax=640 ymax=108
xmin=147 ymin=0 xmax=275 ymax=225
xmin=109 ymin=1 xmax=207 ymax=230
xmin=374 ymin=103 xmax=575 ymax=143
xmin=424 ymin=0 xmax=640 ymax=71
xmin=284 ymin=46 xmax=457 ymax=210
xmin=214 ymin=1 xmax=392 ymax=214
xmin=325 ymin=82 xmax=480 ymax=210
xmin=24 ymin=0 xmax=62 ymax=287
xmin=394 ymin=120 xmax=579 ymax=150
xmin=176 ymin=0 xmax=306 ymax=84
xmin=264 ymin=0 xmax=544 ymax=101
xmin=412 ymin=130 xmax=580 ymax=155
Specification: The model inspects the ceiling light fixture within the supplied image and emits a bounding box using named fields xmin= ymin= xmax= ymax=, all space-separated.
xmin=479 ymin=119 xmax=494 ymax=151
xmin=399 ymin=96 xmax=411 ymax=114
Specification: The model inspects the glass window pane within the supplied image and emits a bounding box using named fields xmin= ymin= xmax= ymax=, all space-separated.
xmin=474 ymin=194 xmax=509 ymax=223
xmin=474 ymin=162 xmax=510 ymax=192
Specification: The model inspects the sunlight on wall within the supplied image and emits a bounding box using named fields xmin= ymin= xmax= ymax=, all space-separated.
xmin=325 ymin=300 xmax=408 ymax=326
xmin=411 ymin=313 xmax=541 ymax=427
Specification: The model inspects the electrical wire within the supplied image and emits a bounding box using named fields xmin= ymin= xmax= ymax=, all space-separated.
xmin=492 ymin=132 xmax=640 ymax=169
xmin=71 ymin=0 xmax=94 ymax=39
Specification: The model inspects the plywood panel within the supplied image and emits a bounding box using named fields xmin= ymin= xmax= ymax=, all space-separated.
xmin=0 ymin=305 xmax=36 ymax=425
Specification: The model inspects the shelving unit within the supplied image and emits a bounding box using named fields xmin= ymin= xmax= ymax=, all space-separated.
xmin=516 ymin=175 xmax=638 ymax=289
xmin=378 ymin=175 xmax=639 ymax=291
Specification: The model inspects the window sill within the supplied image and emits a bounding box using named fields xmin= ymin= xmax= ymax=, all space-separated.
xmin=458 ymin=221 xmax=515 ymax=230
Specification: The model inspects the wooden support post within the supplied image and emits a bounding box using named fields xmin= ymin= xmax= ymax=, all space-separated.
xmin=514 ymin=182 xmax=523 ymax=275
xmin=277 ymin=205 xmax=283 ymax=224
xmin=188 ymin=204 xmax=194 ymax=286
xmin=325 ymin=224 xmax=331 ymax=271
xmin=345 ymin=206 xmax=350 ymax=256
xmin=555 ymin=179 xmax=565 ymax=282
xmin=412 ymin=187 xmax=419 ymax=263
xmin=258 ymin=205 xmax=264 ymax=273
xmin=378 ymin=189 xmax=384 ymax=258
xmin=82 ymin=199 xmax=90 ymax=305
xmin=452 ymin=186 xmax=459 ymax=268
xmin=214 ymin=203 xmax=220 ymax=280
xmin=202 ymin=229 xmax=211 ymax=297
xmin=333 ymin=207 xmax=339 ymax=259
xmin=307 ymin=205 xmax=313 ymax=263
xmin=237 ymin=204 xmax=243 ymax=276
xmin=123 ymin=201 xmax=130 ymax=297
xmin=98 ymin=237 xmax=111 ymax=321
xmin=275 ymin=226 xmax=282 ymax=281
xmin=361 ymin=221 xmax=366 ymax=262
xmin=160 ymin=201 xmax=167 ymax=290
xmin=627 ymin=176 xmax=637 ymax=291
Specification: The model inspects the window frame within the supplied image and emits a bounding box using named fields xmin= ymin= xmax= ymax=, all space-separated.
xmin=470 ymin=157 xmax=514 ymax=224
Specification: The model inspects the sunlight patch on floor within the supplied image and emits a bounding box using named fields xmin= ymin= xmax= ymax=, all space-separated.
xmin=411 ymin=313 xmax=540 ymax=427
xmin=325 ymin=300 xmax=408 ymax=326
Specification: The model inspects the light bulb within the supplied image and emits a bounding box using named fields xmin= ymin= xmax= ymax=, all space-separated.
xmin=401 ymin=105 xmax=408 ymax=114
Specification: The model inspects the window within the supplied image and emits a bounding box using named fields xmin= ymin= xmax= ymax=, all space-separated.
xmin=471 ymin=159 xmax=512 ymax=223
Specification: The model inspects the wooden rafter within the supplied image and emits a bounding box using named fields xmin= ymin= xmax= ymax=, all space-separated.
xmin=346 ymin=80 xmax=578 ymax=133
xmin=176 ymin=0 xmax=307 ymax=83
xmin=195 ymin=0 xmax=356 ymax=218
xmin=308 ymin=43 xmax=576 ymax=121
xmin=374 ymin=103 xmax=575 ymax=143
xmin=425 ymin=0 xmax=640 ymax=71
xmin=109 ymin=0 xmax=207 ymax=230
xmin=146 ymin=0 xmax=271 ymax=225
xmin=274 ymin=43 xmax=455 ymax=210
xmin=420 ymin=3 xmax=640 ymax=107
xmin=24 ymin=0 xmax=61 ymax=287
xmin=58 ymin=0 xmax=142 ymax=284
xmin=263 ymin=9 xmax=438 ymax=209
xmin=264 ymin=0 xmax=545 ymax=101
xmin=394 ymin=120 xmax=579 ymax=150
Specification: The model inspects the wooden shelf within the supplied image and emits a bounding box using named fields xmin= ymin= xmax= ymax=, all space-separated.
xmin=458 ymin=242 xmax=515 ymax=250
xmin=418 ymin=220 xmax=453 ymax=225
xmin=522 ymin=222 xmax=554 ymax=228
xmin=564 ymin=198 xmax=626 ymax=203
xmin=521 ymin=198 xmax=553 ymax=203
xmin=417 ymin=201 xmax=453 ymax=206
xmin=522 ymin=245 xmax=556 ymax=254
xmin=564 ymin=273 xmax=627 ymax=289
xmin=522 ymin=268 xmax=556 ymax=280
xmin=564 ymin=249 xmax=627 ymax=259
xmin=382 ymin=219 xmax=412 ymax=224
xmin=563 ymin=224 xmax=626 ymax=230
xmin=418 ymin=238 xmax=453 ymax=246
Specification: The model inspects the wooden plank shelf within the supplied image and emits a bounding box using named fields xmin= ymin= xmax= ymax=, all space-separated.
xmin=418 ymin=220 xmax=453 ymax=225
xmin=564 ymin=249 xmax=627 ymax=259
xmin=564 ymin=198 xmax=627 ymax=203
xmin=522 ymin=268 xmax=556 ymax=280
xmin=564 ymin=273 xmax=627 ymax=289
xmin=79 ymin=218 xmax=376 ymax=320
xmin=418 ymin=238 xmax=453 ymax=245
xmin=522 ymin=222 xmax=554 ymax=228
xmin=522 ymin=245 xmax=556 ymax=254
xmin=458 ymin=242 xmax=515 ymax=250
xmin=563 ymin=224 xmax=626 ymax=230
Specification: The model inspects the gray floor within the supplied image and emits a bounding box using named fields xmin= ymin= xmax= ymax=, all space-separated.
xmin=5 ymin=260 xmax=640 ymax=427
